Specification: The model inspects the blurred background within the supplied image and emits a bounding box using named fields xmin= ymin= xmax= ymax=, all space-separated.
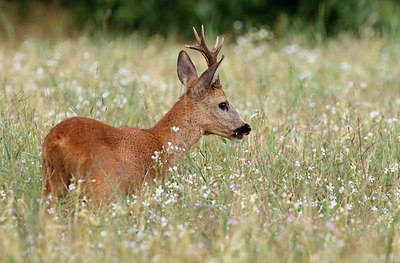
xmin=1 ymin=0 xmax=399 ymax=40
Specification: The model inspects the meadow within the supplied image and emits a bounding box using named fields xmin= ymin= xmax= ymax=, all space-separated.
xmin=0 ymin=29 xmax=400 ymax=262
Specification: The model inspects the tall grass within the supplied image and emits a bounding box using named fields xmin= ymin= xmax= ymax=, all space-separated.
xmin=0 ymin=31 xmax=400 ymax=262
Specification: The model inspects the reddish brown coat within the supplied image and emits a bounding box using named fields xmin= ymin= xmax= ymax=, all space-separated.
xmin=42 ymin=26 xmax=251 ymax=203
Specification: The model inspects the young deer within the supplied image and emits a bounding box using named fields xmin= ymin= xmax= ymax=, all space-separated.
xmin=42 ymin=26 xmax=251 ymax=203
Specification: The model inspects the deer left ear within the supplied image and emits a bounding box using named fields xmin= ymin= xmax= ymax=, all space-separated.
xmin=198 ymin=55 xmax=224 ymax=88
xmin=177 ymin=50 xmax=198 ymax=85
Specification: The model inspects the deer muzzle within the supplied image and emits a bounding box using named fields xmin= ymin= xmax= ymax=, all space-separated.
xmin=232 ymin=123 xmax=251 ymax=140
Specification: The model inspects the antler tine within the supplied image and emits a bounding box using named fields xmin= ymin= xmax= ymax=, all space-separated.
xmin=185 ymin=26 xmax=210 ymax=65
xmin=200 ymin=25 xmax=207 ymax=48
xmin=192 ymin=26 xmax=201 ymax=43
xmin=185 ymin=25 xmax=223 ymax=67
xmin=213 ymin=36 xmax=224 ymax=54
xmin=213 ymin=36 xmax=219 ymax=50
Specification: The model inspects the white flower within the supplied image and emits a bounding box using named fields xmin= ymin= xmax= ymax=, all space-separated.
xmin=329 ymin=200 xmax=337 ymax=209
xmin=369 ymin=111 xmax=380 ymax=119
xmin=83 ymin=52 xmax=90 ymax=59
xmin=171 ymin=126 xmax=180 ymax=132
xmin=250 ymin=112 xmax=258 ymax=118
xmin=340 ymin=62 xmax=351 ymax=71
xmin=151 ymin=151 xmax=160 ymax=160
xmin=284 ymin=44 xmax=299 ymax=55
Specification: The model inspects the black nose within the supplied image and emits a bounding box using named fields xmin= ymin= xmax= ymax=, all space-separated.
xmin=234 ymin=123 xmax=251 ymax=135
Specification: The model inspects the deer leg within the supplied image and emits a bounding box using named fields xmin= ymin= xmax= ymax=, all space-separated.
xmin=80 ymin=151 xmax=124 ymax=204
xmin=43 ymin=169 xmax=70 ymax=200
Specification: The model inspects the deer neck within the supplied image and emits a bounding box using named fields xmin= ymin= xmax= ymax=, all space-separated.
xmin=150 ymin=93 xmax=203 ymax=153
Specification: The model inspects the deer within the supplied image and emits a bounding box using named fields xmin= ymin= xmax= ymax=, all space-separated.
xmin=41 ymin=26 xmax=251 ymax=204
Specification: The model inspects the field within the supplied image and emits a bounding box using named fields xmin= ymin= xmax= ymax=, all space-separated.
xmin=1 ymin=30 xmax=400 ymax=262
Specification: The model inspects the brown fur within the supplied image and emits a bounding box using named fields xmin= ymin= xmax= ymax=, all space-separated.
xmin=42 ymin=28 xmax=250 ymax=203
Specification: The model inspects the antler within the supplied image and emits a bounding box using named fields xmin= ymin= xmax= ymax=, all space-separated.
xmin=185 ymin=25 xmax=224 ymax=67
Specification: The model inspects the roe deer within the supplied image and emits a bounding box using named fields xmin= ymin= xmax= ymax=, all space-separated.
xmin=42 ymin=26 xmax=251 ymax=203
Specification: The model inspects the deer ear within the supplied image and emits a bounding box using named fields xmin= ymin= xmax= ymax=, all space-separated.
xmin=198 ymin=55 xmax=224 ymax=88
xmin=177 ymin=50 xmax=198 ymax=85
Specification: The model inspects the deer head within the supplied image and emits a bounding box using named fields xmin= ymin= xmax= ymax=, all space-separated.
xmin=177 ymin=26 xmax=251 ymax=141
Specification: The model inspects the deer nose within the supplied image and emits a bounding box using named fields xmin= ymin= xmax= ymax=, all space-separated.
xmin=234 ymin=123 xmax=251 ymax=135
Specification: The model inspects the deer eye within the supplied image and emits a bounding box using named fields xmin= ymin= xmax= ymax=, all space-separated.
xmin=218 ymin=102 xmax=228 ymax=111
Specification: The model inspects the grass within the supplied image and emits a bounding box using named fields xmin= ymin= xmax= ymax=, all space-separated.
xmin=0 ymin=30 xmax=400 ymax=262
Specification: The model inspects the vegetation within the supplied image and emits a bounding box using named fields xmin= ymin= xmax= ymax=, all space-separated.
xmin=4 ymin=0 xmax=400 ymax=37
xmin=1 ymin=28 xmax=400 ymax=262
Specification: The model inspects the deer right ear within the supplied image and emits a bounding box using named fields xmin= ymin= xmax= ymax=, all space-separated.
xmin=198 ymin=55 xmax=224 ymax=88
xmin=177 ymin=50 xmax=198 ymax=85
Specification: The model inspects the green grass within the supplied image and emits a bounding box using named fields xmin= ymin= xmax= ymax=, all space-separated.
xmin=0 ymin=31 xmax=400 ymax=262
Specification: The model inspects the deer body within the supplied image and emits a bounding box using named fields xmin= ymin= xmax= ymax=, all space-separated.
xmin=42 ymin=26 xmax=251 ymax=203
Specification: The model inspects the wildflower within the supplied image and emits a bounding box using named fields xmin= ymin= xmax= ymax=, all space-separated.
xmin=298 ymin=71 xmax=312 ymax=80
xmin=233 ymin=20 xmax=243 ymax=30
xmin=325 ymin=221 xmax=335 ymax=230
xmin=83 ymin=52 xmax=90 ymax=59
xmin=284 ymin=44 xmax=299 ymax=55
xmin=141 ymin=74 xmax=150 ymax=82
xmin=321 ymin=147 xmax=326 ymax=157
xmin=160 ymin=216 xmax=168 ymax=227
xmin=284 ymin=214 xmax=293 ymax=222
xmin=227 ymin=218 xmax=239 ymax=225
xmin=347 ymin=81 xmax=354 ymax=87
xmin=151 ymin=151 xmax=160 ymax=160
xmin=328 ymin=200 xmax=337 ymax=209
xmin=369 ymin=111 xmax=380 ymax=119
xmin=340 ymin=62 xmax=351 ymax=71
